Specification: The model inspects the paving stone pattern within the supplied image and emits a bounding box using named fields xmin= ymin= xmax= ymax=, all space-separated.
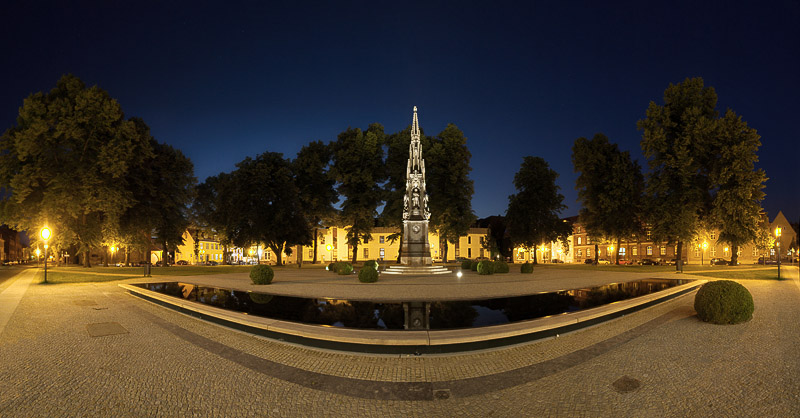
xmin=0 ymin=267 xmax=798 ymax=416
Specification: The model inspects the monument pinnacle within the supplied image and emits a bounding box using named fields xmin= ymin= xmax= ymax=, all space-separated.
xmin=399 ymin=106 xmax=432 ymax=266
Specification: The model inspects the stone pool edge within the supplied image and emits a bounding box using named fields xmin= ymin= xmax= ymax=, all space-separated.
xmin=119 ymin=279 xmax=705 ymax=354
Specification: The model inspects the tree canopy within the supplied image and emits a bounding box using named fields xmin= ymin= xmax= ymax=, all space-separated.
xmin=331 ymin=124 xmax=386 ymax=263
xmin=572 ymin=133 xmax=643 ymax=264
xmin=0 ymin=74 xmax=196 ymax=266
xmin=505 ymin=156 xmax=571 ymax=264
xmin=292 ymin=140 xmax=337 ymax=264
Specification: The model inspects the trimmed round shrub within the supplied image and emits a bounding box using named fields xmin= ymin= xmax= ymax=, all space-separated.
xmin=470 ymin=261 xmax=479 ymax=271
xmin=363 ymin=260 xmax=378 ymax=269
xmin=477 ymin=260 xmax=495 ymax=275
xmin=694 ymin=280 xmax=754 ymax=324
xmin=337 ymin=262 xmax=354 ymax=275
xmin=248 ymin=293 xmax=274 ymax=304
xmin=250 ymin=265 xmax=274 ymax=285
xmin=327 ymin=262 xmax=336 ymax=272
xmin=358 ymin=266 xmax=379 ymax=283
xmin=494 ymin=260 xmax=509 ymax=273
xmin=520 ymin=262 xmax=533 ymax=274
xmin=461 ymin=259 xmax=473 ymax=270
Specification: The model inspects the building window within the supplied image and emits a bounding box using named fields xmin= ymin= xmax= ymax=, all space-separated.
xmin=265 ymin=251 xmax=271 ymax=261
xmin=586 ymin=237 xmax=591 ymax=244
xmin=577 ymin=226 xmax=582 ymax=233
xmin=578 ymin=249 xmax=583 ymax=257
xmin=309 ymin=250 xmax=313 ymax=258
xmin=455 ymin=248 xmax=460 ymax=257
xmin=694 ymin=248 xmax=699 ymax=257
xmin=517 ymin=251 xmax=525 ymax=260
xmin=619 ymin=248 xmax=626 ymax=256
xmin=647 ymin=246 xmax=653 ymax=256
xmin=577 ymin=237 xmax=582 ymax=245
xmin=364 ymin=236 xmax=369 ymax=244
xmin=752 ymin=247 xmax=758 ymax=256
xmin=586 ymin=249 xmax=591 ymax=257
xmin=660 ymin=246 xmax=666 ymax=256
xmin=468 ymin=236 xmax=472 ymax=244
xmin=379 ymin=236 xmax=385 ymax=244
xmin=723 ymin=248 xmax=729 ymax=256
xmin=364 ymin=248 xmax=369 ymax=258
xmin=199 ymin=243 xmax=203 ymax=250
xmin=379 ymin=248 xmax=385 ymax=259
xmin=320 ymin=236 xmax=325 ymax=244
xmin=710 ymin=232 xmax=716 ymax=240
xmin=770 ymin=248 xmax=775 ymax=256
xmin=632 ymin=247 xmax=638 ymax=256
xmin=646 ymin=230 xmax=652 ymax=240
xmin=711 ymin=248 xmax=716 ymax=257
xmin=468 ymin=248 xmax=472 ymax=258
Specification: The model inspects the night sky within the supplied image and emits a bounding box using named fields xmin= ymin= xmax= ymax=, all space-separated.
xmin=2 ymin=1 xmax=798 ymax=223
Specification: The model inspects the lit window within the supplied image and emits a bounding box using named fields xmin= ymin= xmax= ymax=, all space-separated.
xmin=586 ymin=237 xmax=591 ymax=244
xmin=619 ymin=248 xmax=626 ymax=256
xmin=660 ymin=246 xmax=666 ymax=256
xmin=646 ymin=230 xmax=652 ymax=239
xmin=710 ymin=232 xmax=716 ymax=240
xmin=711 ymin=248 xmax=716 ymax=257
xmin=647 ymin=246 xmax=653 ymax=255
xmin=632 ymin=247 xmax=638 ymax=256
xmin=577 ymin=226 xmax=582 ymax=233
xmin=578 ymin=249 xmax=583 ymax=257
xmin=577 ymin=237 xmax=582 ymax=245
xmin=379 ymin=236 xmax=385 ymax=244
xmin=694 ymin=248 xmax=699 ymax=257
xmin=724 ymin=248 xmax=729 ymax=256
xmin=309 ymin=250 xmax=313 ymax=258
xmin=455 ymin=248 xmax=460 ymax=257
xmin=770 ymin=248 xmax=775 ymax=255
xmin=587 ymin=249 xmax=591 ymax=257
xmin=379 ymin=248 xmax=385 ymax=259
xmin=364 ymin=248 xmax=369 ymax=258
xmin=752 ymin=247 xmax=758 ymax=256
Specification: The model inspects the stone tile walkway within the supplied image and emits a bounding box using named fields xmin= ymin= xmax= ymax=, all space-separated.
xmin=0 ymin=266 xmax=797 ymax=416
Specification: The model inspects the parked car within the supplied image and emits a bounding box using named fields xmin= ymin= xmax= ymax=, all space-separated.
xmin=176 ymin=260 xmax=188 ymax=265
xmin=639 ymin=259 xmax=659 ymax=265
xmin=757 ymin=257 xmax=777 ymax=265
xmin=617 ymin=259 xmax=634 ymax=265
xmin=205 ymin=260 xmax=219 ymax=266
xmin=550 ymin=259 xmax=564 ymax=263
xmin=584 ymin=259 xmax=595 ymax=264
xmin=597 ymin=259 xmax=611 ymax=265
xmin=710 ymin=258 xmax=728 ymax=266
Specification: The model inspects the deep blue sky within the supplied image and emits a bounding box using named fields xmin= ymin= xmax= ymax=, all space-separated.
xmin=2 ymin=1 xmax=798 ymax=223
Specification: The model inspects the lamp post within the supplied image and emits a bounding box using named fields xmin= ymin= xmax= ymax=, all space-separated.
xmin=35 ymin=248 xmax=40 ymax=267
xmin=110 ymin=246 xmax=117 ymax=266
xmin=775 ymin=227 xmax=782 ymax=280
xmin=40 ymin=227 xmax=51 ymax=283
xmin=326 ymin=244 xmax=333 ymax=263
xmin=701 ymin=241 xmax=708 ymax=266
xmin=608 ymin=245 xmax=614 ymax=264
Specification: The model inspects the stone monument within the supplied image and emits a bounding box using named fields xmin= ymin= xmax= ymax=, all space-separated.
xmin=400 ymin=106 xmax=432 ymax=266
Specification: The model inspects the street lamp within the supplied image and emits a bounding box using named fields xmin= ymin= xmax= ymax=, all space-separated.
xmin=35 ymin=248 xmax=40 ymax=267
xmin=110 ymin=246 xmax=117 ymax=266
xmin=326 ymin=244 xmax=333 ymax=262
xmin=40 ymin=227 xmax=51 ymax=283
xmin=775 ymin=227 xmax=782 ymax=279
xmin=701 ymin=241 xmax=708 ymax=266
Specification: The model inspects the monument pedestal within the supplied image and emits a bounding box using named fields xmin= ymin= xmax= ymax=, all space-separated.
xmin=400 ymin=219 xmax=432 ymax=266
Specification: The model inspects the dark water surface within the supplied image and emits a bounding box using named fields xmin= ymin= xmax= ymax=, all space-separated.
xmin=134 ymin=278 xmax=692 ymax=330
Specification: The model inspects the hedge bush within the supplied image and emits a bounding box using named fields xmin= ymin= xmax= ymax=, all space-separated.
xmin=520 ymin=262 xmax=534 ymax=274
xmin=250 ymin=265 xmax=274 ymax=285
xmin=470 ymin=261 xmax=479 ymax=271
xmin=477 ymin=260 xmax=495 ymax=275
xmin=694 ymin=280 xmax=754 ymax=325
xmin=494 ymin=260 xmax=509 ymax=273
xmin=336 ymin=262 xmax=354 ymax=275
xmin=363 ymin=260 xmax=378 ymax=269
xmin=358 ymin=266 xmax=379 ymax=283
xmin=327 ymin=262 xmax=336 ymax=272
xmin=461 ymin=259 xmax=473 ymax=270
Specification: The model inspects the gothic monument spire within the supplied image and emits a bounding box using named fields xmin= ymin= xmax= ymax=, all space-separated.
xmin=400 ymin=105 xmax=432 ymax=266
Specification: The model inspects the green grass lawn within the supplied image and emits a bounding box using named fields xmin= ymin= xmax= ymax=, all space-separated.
xmin=35 ymin=270 xmax=131 ymax=284
xmin=691 ymin=268 xmax=784 ymax=281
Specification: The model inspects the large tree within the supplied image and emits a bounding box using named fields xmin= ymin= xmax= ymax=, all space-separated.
xmin=638 ymin=77 xmax=718 ymax=266
xmin=505 ymin=157 xmax=571 ymax=264
xmin=292 ymin=141 xmax=337 ymax=264
xmin=707 ymin=110 xmax=767 ymax=265
xmin=426 ymin=124 xmax=476 ymax=262
xmin=0 ymin=75 xmax=152 ymax=266
xmin=572 ymin=133 xmax=643 ymax=264
xmin=225 ymin=152 xmax=310 ymax=266
xmin=331 ymin=124 xmax=386 ymax=263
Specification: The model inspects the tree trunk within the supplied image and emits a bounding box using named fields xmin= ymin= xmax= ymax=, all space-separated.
xmin=312 ymin=228 xmax=319 ymax=264
xmin=82 ymin=248 xmax=92 ymax=267
xmin=730 ymin=244 xmax=739 ymax=266
xmin=532 ymin=246 xmax=538 ymax=264
xmin=442 ymin=239 xmax=449 ymax=263
xmin=594 ymin=243 xmax=599 ymax=265
xmin=125 ymin=247 xmax=130 ymax=267
xmin=162 ymin=239 xmax=169 ymax=267
xmin=271 ymin=243 xmax=284 ymax=266
xmin=103 ymin=245 xmax=109 ymax=267
xmin=297 ymin=244 xmax=303 ymax=268
xmin=676 ymin=241 xmax=683 ymax=271
xmin=615 ymin=237 xmax=620 ymax=265
xmin=351 ymin=242 xmax=358 ymax=264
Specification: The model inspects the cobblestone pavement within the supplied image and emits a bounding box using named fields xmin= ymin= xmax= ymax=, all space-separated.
xmin=0 ymin=267 xmax=797 ymax=417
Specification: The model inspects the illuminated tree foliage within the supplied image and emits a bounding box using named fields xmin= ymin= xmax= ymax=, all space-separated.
xmin=331 ymin=124 xmax=386 ymax=263
xmin=292 ymin=141 xmax=337 ymax=264
xmin=505 ymin=156 xmax=571 ymax=264
xmin=572 ymin=133 xmax=643 ymax=264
